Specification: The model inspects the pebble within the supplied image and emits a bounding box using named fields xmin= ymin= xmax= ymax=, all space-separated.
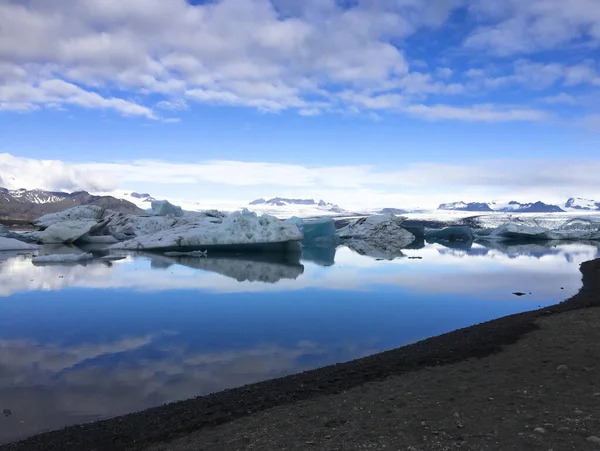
xmin=557 ymin=427 xmax=571 ymax=432
xmin=556 ymin=365 xmax=569 ymax=371
xmin=2 ymin=409 xmax=11 ymax=417
xmin=534 ymin=428 xmax=546 ymax=434
xmin=586 ymin=436 xmax=600 ymax=445
xmin=575 ymin=409 xmax=584 ymax=415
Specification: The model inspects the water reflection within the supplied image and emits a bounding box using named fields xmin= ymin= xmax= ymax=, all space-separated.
xmin=0 ymin=241 xmax=597 ymax=444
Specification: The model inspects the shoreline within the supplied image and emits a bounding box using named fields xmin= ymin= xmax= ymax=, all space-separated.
xmin=2 ymin=258 xmax=599 ymax=451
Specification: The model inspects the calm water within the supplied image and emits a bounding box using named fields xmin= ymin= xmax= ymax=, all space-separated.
xmin=0 ymin=241 xmax=598 ymax=443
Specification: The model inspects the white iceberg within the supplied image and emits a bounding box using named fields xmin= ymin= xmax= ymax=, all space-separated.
xmin=0 ymin=237 xmax=39 ymax=251
xmin=110 ymin=210 xmax=303 ymax=251
xmin=149 ymin=200 xmax=184 ymax=217
xmin=487 ymin=220 xmax=600 ymax=241
xmin=337 ymin=215 xmax=415 ymax=246
xmin=29 ymin=220 xmax=100 ymax=244
xmin=489 ymin=222 xmax=552 ymax=240
xmin=77 ymin=233 xmax=119 ymax=244
xmin=32 ymin=253 xmax=94 ymax=264
xmin=33 ymin=205 xmax=104 ymax=229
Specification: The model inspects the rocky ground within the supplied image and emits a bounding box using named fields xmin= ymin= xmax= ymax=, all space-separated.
xmin=2 ymin=259 xmax=599 ymax=451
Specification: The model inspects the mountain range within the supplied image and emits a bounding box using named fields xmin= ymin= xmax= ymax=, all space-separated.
xmin=439 ymin=198 xmax=600 ymax=213
xmin=1 ymin=187 xmax=599 ymax=223
xmin=248 ymin=197 xmax=346 ymax=213
xmin=0 ymin=188 xmax=144 ymax=221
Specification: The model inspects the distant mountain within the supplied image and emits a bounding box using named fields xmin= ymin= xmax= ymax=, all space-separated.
xmin=249 ymin=197 xmax=345 ymax=213
xmin=438 ymin=201 xmax=494 ymax=212
xmin=439 ymin=200 xmax=566 ymax=213
xmin=0 ymin=188 xmax=144 ymax=221
xmin=565 ymin=197 xmax=600 ymax=211
xmin=497 ymin=201 xmax=564 ymax=213
xmin=378 ymin=208 xmax=409 ymax=215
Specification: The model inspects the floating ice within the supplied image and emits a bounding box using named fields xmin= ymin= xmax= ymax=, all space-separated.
xmin=110 ymin=210 xmax=303 ymax=251
xmin=150 ymin=200 xmax=184 ymax=217
xmin=0 ymin=237 xmax=39 ymax=251
xmin=32 ymin=253 xmax=94 ymax=264
xmin=33 ymin=206 xmax=103 ymax=229
xmin=29 ymin=220 xmax=100 ymax=244
xmin=284 ymin=216 xmax=336 ymax=243
xmin=425 ymin=226 xmax=474 ymax=243
xmin=337 ymin=215 xmax=415 ymax=259
xmin=0 ymin=224 xmax=7 ymax=236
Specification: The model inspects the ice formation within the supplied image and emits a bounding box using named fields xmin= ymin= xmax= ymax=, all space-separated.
xmin=0 ymin=237 xmax=39 ymax=251
xmin=110 ymin=210 xmax=303 ymax=251
xmin=28 ymin=220 xmax=100 ymax=244
xmin=284 ymin=216 xmax=336 ymax=243
xmin=149 ymin=200 xmax=184 ymax=217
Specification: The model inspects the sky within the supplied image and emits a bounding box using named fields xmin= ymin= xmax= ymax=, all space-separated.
xmin=1 ymin=0 xmax=600 ymax=210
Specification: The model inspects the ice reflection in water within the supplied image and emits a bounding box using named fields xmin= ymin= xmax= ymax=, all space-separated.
xmin=0 ymin=240 xmax=598 ymax=444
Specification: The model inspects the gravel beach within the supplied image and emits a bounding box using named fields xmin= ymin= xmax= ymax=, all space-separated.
xmin=2 ymin=258 xmax=599 ymax=451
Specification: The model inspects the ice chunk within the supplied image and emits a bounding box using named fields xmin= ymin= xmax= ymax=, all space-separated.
xmin=337 ymin=215 xmax=415 ymax=259
xmin=29 ymin=220 xmax=100 ymax=244
xmin=489 ymin=222 xmax=553 ymax=240
xmin=337 ymin=215 xmax=415 ymax=247
xmin=150 ymin=200 xmax=184 ymax=217
xmin=284 ymin=216 xmax=336 ymax=243
xmin=33 ymin=205 xmax=103 ymax=229
xmin=109 ymin=210 xmax=303 ymax=251
xmin=0 ymin=224 xmax=7 ymax=236
xmin=425 ymin=226 xmax=474 ymax=244
xmin=77 ymin=234 xmax=119 ymax=244
xmin=0 ymin=237 xmax=39 ymax=251
xmin=32 ymin=253 xmax=94 ymax=264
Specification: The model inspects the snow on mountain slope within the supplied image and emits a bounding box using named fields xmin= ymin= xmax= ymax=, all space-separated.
xmin=246 ymin=198 xmax=348 ymax=218
xmin=1 ymin=188 xmax=68 ymax=204
xmin=438 ymin=201 xmax=493 ymax=211
xmin=565 ymin=197 xmax=600 ymax=211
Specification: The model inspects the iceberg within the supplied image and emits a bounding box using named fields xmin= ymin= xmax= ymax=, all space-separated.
xmin=99 ymin=255 xmax=126 ymax=261
xmin=284 ymin=216 xmax=336 ymax=243
xmin=33 ymin=205 xmax=104 ymax=229
xmin=110 ymin=210 xmax=303 ymax=251
xmin=485 ymin=220 xmax=600 ymax=241
xmin=343 ymin=239 xmax=406 ymax=260
xmin=32 ymin=253 xmax=94 ymax=264
xmin=337 ymin=215 xmax=415 ymax=246
xmin=149 ymin=200 xmax=184 ymax=217
xmin=425 ymin=226 xmax=474 ymax=246
xmin=0 ymin=224 xmax=7 ymax=236
xmin=28 ymin=220 xmax=100 ymax=244
xmin=0 ymin=237 xmax=39 ymax=251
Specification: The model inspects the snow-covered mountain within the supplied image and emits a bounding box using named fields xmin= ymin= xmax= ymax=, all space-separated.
xmin=120 ymin=192 xmax=157 ymax=209
xmin=494 ymin=201 xmax=564 ymax=213
xmin=438 ymin=202 xmax=494 ymax=212
xmin=439 ymin=200 xmax=565 ymax=213
xmin=246 ymin=197 xmax=347 ymax=218
xmin=565 ymin=197 xmax=600 ymax=211
xmin=0 ymin=187 xmax=144 ymax=221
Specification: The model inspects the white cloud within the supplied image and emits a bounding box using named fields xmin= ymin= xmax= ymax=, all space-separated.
xmin=541 ymin=93 xmax=578 ymax=105
xmin=464 ymin=0 xmax=600 ymax=55
xmin=404 ymin=104 xmax=550 ymax=123
xmin=2 ymin=153 xmax=600 ymax=209
xmin=0 ymin=0 xmax=583 ymax=123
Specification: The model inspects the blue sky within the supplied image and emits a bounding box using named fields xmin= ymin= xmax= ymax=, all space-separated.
xmin=1 ymin=0 xmax=599 ymax=209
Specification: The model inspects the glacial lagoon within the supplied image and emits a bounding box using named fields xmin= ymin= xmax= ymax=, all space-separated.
xmin=0 ymin=241 xmax=598 ymax=444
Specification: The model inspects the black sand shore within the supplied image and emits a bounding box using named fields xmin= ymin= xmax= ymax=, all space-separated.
xmin=2 ymin=259 xmax=599 ymax=451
